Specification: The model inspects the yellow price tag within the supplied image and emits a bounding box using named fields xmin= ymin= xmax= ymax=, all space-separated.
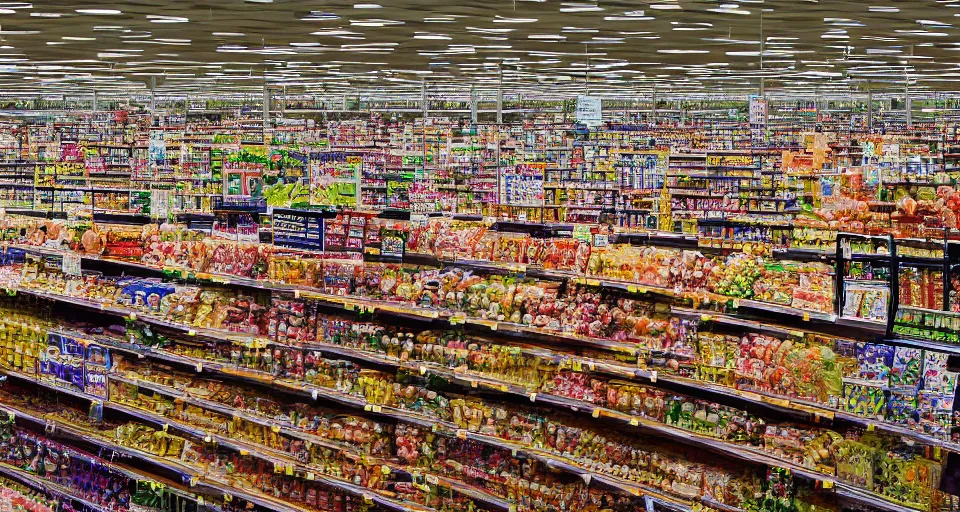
xmin=224 ymin=494 xmax=232 ymax=503
xmin=306 ymin=472 xmax=315 ymax=481
xmin=802 ymin=312 xmax=810 ymax=322
xmin=187 ymin=329 xmax=196 ymax=336
xmin=285 ymin=464 xmax=294 ymax=476
xmin=240 ymin=449 xmax=249 ymax=456
xmin=822 ymin=480 xmax=834 ymax=489
xmin=629 ymin=417 xmax=639 ymax=426
xmin=271 ymin=425 xmax=280 ymax=433
xmin=627 ymin=285 xmax=638 ymax=293
xmin=592 ymin=409 xmax=600 ymax=418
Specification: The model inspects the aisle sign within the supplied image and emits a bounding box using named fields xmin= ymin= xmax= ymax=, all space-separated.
xmin=148 ymin=130 xmax=166 ymax=164
xmin=749 ymin=95 xmax=768 ymax=126
xmin=576 ymin=95 xmax=602 ymax=126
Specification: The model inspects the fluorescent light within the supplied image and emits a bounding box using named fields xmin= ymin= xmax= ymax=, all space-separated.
xmin=76 ymin=9 xmax=121 ymax=15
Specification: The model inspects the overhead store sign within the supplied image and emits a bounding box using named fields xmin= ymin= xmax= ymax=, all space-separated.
xmin=576 ymin=95 xmax=602 ymax=126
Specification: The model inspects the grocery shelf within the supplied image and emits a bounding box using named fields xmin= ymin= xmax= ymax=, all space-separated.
xmin=3 ymin=253 xmax=956 ymax=458
xmin=0 ymin=461 xmax=117 ymax=512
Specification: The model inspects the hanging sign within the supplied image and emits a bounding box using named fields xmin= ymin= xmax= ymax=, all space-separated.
xmin=576 ymin=95 xmax=603 ymax=126
xmin=749 ymin=95 xmax=768 ymax=126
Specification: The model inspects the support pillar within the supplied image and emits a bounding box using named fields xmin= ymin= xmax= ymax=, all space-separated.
xmin=651 ymin=87 xmax=657 ymax=123
xmin=905 ymin=80 xmax=912 ymax=128
xmin=470 ymin=85 xmax=477 ymax=124
xmin=421 ymin=80 xmax=427 ymax=120
xmin=496 ymin=67 xmax=503 ymax=124
xmin=263 ymin=85 xmax=270 ymax=126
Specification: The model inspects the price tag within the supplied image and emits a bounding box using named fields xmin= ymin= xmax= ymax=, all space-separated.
xmin=419 ymin=365 xmax=427 ymax=375
xmin=426 ymin=475 xmax=439 ymax=485
xmin=456 ymin=430 xmax=468 ymax=440
xmin=204 ymin=434 xmax=212 ymax=443
xmin=592 ymin=409 xmax=600 ymax=418
xmin=731 ymin=299 xmax=740 ymax=308
xmin=867 ymin=424 xmax=875 ymax=432
xmin=224 ymin=494 xmax=232 ymax=503
xmin=311 ymin=389 xmax=319 ymax=400
xmin=627 ymin=285 xmax=638 ymax=293
xmin=371 ymin=405 xmax=382 ymax=413
xmin=240 ymin=449 xmax=249 ymax=456
xmin=822 ymin=480 xmax=834 ymax=489
xmin=629 ymin=417 xmax=640 ymax=427
xmin=285 ymin=464 xmax=294 ymax=476
xmin=294 ymin=290 xmax=300 ymax=299
xmin=187 ymin=329 xmax=196 ymax=336
xmin=197 ymin=497 xmax=205 ymax=506
xmin=529 ymin=393 xmax=537 ymax=402
xmin=162 ymin=424 xmax=168 ymax=432
xmin=499 ymin=384 xmax=508 ymax=392
xmin=582 ymin=474 xmax=592 ymax=485
xmin=271 ymin=425 xmax=281 ymax=433
xmin=471 ymin=380 xmax=478 ymax=388
xmin=364 ymin=404 xmax=372 ymax=412
xmin=306 ymin=472 xmax=315 ymax=481
xmin=644 ymin=496 xmax=654 ymax=512
xmin=650 ymin=371 xmax=657 ymax=383
xmin=700 ymin=314 xmax=713 ymax=322
xmin=128 ymin=313 xmax=137 ymax=321
xmin=189 ymin=476 xmax=199 ymax=486
xmin=802 ymin=312 xmax=811 ymax=322
xmin=195 ymin=362 xmax=203 ymax=373
xmin=345 ymin=303 xmax=355 ymax=311
xmin=587 ymin=361 xmax=595 ymax=371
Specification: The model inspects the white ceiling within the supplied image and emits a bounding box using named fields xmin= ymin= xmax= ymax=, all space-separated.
xmin=0 ymin=1 xmax=958 ymax=99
